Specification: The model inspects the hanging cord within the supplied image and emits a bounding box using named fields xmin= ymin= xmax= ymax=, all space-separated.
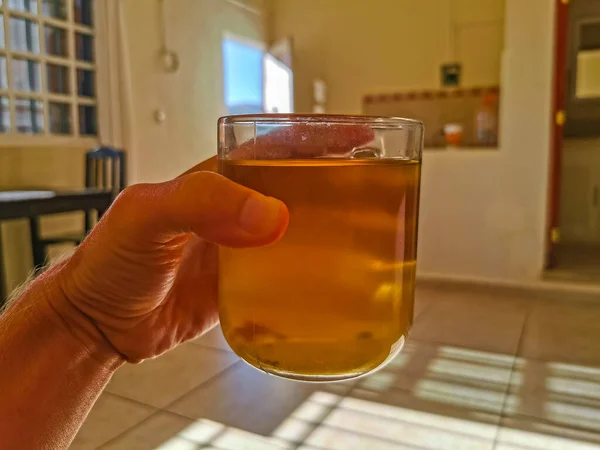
xmin=158 ymin=0 xmax=180 ymax=73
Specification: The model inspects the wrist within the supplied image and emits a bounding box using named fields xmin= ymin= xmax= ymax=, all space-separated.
xmin=29 ymin=261 xmax=125 ymax=370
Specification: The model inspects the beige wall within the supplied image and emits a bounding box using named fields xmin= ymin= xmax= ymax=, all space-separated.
xmin=269 ymin=0 xmax=505 ymax=114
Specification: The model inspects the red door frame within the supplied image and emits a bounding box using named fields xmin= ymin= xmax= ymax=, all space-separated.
xmin=546 ymin=0 xmax=570 ymax=269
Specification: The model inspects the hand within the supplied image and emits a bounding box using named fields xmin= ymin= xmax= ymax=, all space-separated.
xmin=51 ymin=123 xmax=373 ymax=364
xmin=54 ymin=166 xmax=289 ymax=363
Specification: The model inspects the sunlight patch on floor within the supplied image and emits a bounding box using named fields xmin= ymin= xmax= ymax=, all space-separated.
xmin=152 ymin=345 xmax=600 ymax=450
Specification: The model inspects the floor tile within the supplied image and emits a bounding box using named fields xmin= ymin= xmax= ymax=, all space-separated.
xmin=410 ymin=289 xmax=528 ymax=355
xmin=356 ymin=340 xmax=515 ymax=415
xmin=348 ymin=383 xmax=503 ymax=434
xmin=495 ymin=415 xmax=600 ymax=449
xmin=190 ymin=325 xmax=233 ymax=352
xmin=297 ymin=393 xmax=497 ymax=450
xmin=80 ymin=284 xmax=600 ymax=450
xmin=100 ymin=412 xmax=193 ymax=450
xmin=99 ymin=412 xmax=244 ymax=450
xmin=519 ymin=299 xmax=600 ymax=366
xmin=70 ymin=393 xmax=156 ymax=450
xmin=309 ymin=397 xmax=497 ymax=450
xmin=305 ymin=425 xmax=414 ymax=450
xmin=211 ymin=427 xmax=292 ymax=449
xmin=105 ymin=343 xmax=239 ymax=408
xmin=503 ymin=357 xmax=600 ymax=440
xmin=167 ymin=360 xmax=353 ymax=436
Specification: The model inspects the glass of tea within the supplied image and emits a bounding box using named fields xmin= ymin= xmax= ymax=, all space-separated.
xmin=218 ymin=114 xmax=423 ymax=382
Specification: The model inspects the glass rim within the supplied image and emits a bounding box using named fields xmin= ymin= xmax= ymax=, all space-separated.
xmin=218 ymin=113 xmax=423 ymax=128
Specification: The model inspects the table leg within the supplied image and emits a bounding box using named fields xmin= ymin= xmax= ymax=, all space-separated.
xmin=29 ymin=217 xmax=46 ymax=273
xmin=0 ymin=224 xmax=6 ymax=309
xmin=85 ymin=211 xmax=93 ymax=234
xmin=97 ymin=208 xmax=108 ymax=221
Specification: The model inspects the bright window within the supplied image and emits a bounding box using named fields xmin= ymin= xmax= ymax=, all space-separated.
xmin=222 ymin=34 xmax=293 ymax=115
xmin=264 ymin=54 xmax=292 ymax=114
xmin=222 ymin=36 xmax=264 ymax=115
xmin=0 ymin=0 xmax=97 ymax=140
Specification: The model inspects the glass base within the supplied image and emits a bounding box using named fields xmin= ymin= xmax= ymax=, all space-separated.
xmin=237 ymin=335 xmax=407 ymax=383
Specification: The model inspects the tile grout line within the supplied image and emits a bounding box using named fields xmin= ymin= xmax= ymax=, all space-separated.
xmin=290 ymin=385 xmax=354 ymax=450
xmin=160 ymin=359 xmax=244 ymax=413
xmin=303 ymin=400 xmax=503 ymax=443
xmin=101 ymin=390 xmax=162 ymax=410
xmin=94 ymin=360 xmax=243 ymax=449
xmin=490 ymin=307 xmax=530 ymax=450
xmin=95 ymin=408 xmax=164 ymax=450
xmin=291 ymin=396 xmax=460 ymax=450
xmin=406 ymin=335 xmax=520 ymax=358
xmin=103 ymin=345 xmax=239 ymax=411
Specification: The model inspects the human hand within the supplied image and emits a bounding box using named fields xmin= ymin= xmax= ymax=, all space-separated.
xmin=53 ymin=164 xmax=289 ymax=363
xmin=50 ymin=121 xmax=373 ymax=364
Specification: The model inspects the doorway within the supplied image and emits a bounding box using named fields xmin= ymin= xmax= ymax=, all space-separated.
xmin=548 ymin=0 xmax=600 ymax=281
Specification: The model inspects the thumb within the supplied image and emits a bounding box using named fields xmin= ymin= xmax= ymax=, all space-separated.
xmin=114 ymin=171 xmax=289 ymax=248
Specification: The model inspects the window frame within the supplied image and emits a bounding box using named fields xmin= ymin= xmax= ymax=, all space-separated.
xmin=0 ymin=0 xmax=99 ymax=147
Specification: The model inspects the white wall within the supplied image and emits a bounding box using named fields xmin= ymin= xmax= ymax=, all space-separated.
xmin=417 ymin=0 xmax=555 ymax=282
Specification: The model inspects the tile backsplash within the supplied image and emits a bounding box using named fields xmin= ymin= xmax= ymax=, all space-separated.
xmin=363 ymin=87 xmax=500 ymax=148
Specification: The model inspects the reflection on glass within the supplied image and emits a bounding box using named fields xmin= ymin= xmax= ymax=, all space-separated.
xmin=0 ymin=56 xmax=7 ymax=90
xmin=15 ymin=97 xmax=44 ymax=134
xmin=42 ymin=0 xmax=67 ymax=20
xmin=73 ymin=0 xmax=93 ymax=27
xmin=49 ymin=102 xmax=71 ymax=134
xmin=10 ymin=17 xmax=40 ymax=54
xmin=77 ymin=69 xmax=94 ymax=97
xmin=8 ymin=0 xmax=38 ymax=14
xmin=12 ymin=58 xmax=41 ymax=92
xmin=79 ymin=104 xmax=96 ymax=135
xmin=0 ymin=97 xmax=10 ymax=133
xmin=44 ymin=25 xmax=68 ymax=57
xmin=75 ymin=33 xmax=94 ymax=62
xmin=47 ymin=63 xmax=69 ymax=94
xmin=0 ymin=15 xmax=5 ymax=49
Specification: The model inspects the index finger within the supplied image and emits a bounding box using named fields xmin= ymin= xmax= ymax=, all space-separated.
xmin=179 ymin=155 xmax=218 ymax=178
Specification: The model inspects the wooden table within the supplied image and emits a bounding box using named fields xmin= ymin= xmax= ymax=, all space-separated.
xmin=0 ymin=188 xmax=113 ymax=304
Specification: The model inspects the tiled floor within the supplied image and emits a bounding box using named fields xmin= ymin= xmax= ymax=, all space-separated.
xmin=72 ymin=286 xmax=600 ymax=450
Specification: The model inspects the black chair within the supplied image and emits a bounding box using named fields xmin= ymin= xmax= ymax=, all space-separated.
xmin=29 ymin=147 xmax=127 ymax=270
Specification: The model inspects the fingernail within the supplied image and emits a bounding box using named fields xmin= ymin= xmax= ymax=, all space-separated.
xmin=239 ymin=194 xmax=284 ymax=235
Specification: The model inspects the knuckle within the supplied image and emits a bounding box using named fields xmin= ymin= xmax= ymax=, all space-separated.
xmin=108 ymin=184 xmax=151 ymax=224
xmin=112 ymin=185 xmax=142 ymax=210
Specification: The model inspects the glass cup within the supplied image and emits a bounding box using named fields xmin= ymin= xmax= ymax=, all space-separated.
xmin=218 ymin=114 xmax=423 ymax=382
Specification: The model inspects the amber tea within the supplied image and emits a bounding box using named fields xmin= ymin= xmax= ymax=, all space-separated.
xmin=219 ymin=158 xmax=421 ymax=381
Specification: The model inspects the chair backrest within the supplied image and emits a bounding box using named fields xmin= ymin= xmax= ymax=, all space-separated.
xmin=85 ymin=147 xmax=127 ymax=196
